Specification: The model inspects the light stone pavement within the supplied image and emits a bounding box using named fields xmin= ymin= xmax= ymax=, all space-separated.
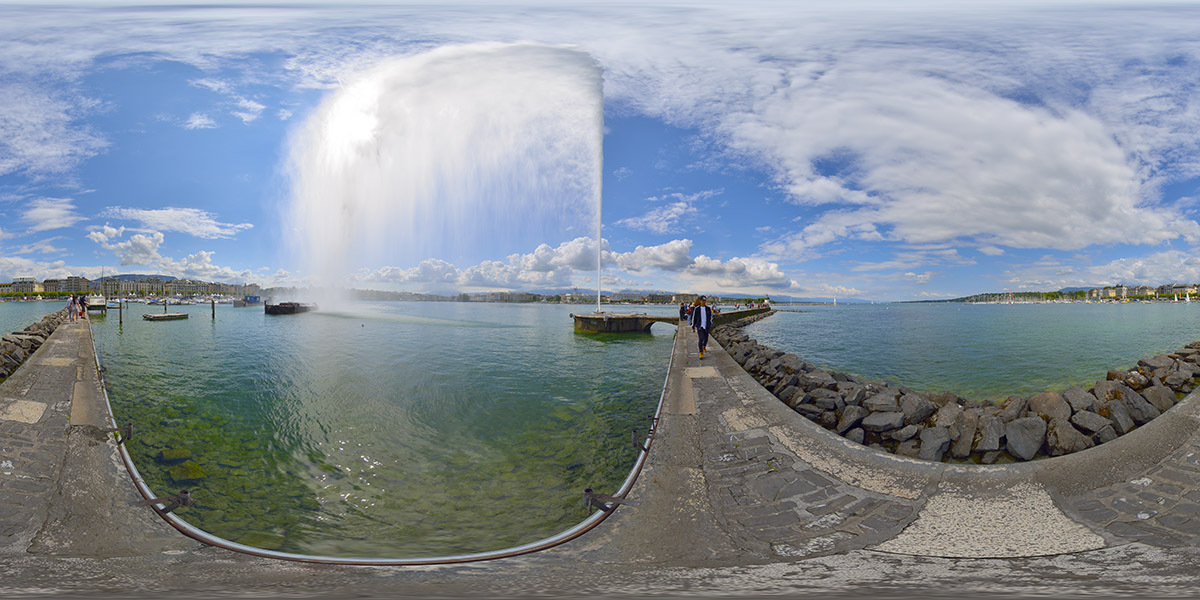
xmin=4 ymin=313 xmax=1200 ymax=598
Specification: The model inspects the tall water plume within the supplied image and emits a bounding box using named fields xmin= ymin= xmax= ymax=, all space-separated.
xmin=286 ymin=43 xmax=604 ymax=302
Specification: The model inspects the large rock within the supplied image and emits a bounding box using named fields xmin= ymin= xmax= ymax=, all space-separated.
xmin=845 ymin=427 xmax=865 ymax=445
xmin=809 ymin=388 xmax=843 ymax=411
xmin=1164 ymin=370 xmax=1193 ymax=391
xmin=837 ymin=405 xmax=869 ymax=434
xmin=861 ymin=411 xmax=905 ymax=432
xmin=1028 ymin=392 xmax=1071 ymax=422
xmin=997 ymin=396 xmax=1028 ymax=422
xmin=1096 ymin=425 xmax=1118 ymax=444
xmin=1139 ymin=354 xmax=1175 ymax=371
xmin=1098 ymin=399 xmax=1135 ymax=434
xmin=1005 ymin=417 xmax=1047 ymax=461
xmin=918 ymin=427 xmax=951 ymax=462
xmin=1062 ymin=387 xmax=1097 ymax=413
xmin=1122 ymin=370 xmax=1150 ymax=391
xmin=1093 ymin=381 xmax=1160 ymax=425
xmin=934 ymin=403 xmax=964 ymax=428
xmin=975 ymin=414 xmax=1003 ymax=452
xmin=1045 ymin=418 xmax=1094 ymax=456
xmin=895 ymin=439 xmax=921 ymax=458
xmin=951 ymin=410 xmax=979 ymax=458
xmin=1141 ymin=385 xmax=1177 ymax=413
xmin=1070 ymin=409 xmax=1113 ymax=434
xmin=886 ymin=424 xmax=920 ymax=442
xmin=863 ymin=392 xmax=900 ymax=413
xmin=838 ymin=383 xmax=867 ymax=406
xmin=900 ymin=394 xmax=937 ymax=425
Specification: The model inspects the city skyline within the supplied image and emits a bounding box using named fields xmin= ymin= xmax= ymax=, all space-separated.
xmin=3 ymin=2 xmax=1200 ymax=302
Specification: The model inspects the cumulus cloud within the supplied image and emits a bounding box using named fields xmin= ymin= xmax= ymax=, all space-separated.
xmin=687 ymin=254 xmax=791 ymax=288
xmin=105 ymin=232 xmax=165 ymax=266
xmin=158 ymin=249 xmax=257 ymax=283
xmin=86 ymin=223 xmax=126 ymax=244
xmin=102 ymin=207 xmax=251 ymax=239
xmin=1005 ymin=250 xmax=1200 ymax=291
xmin=22 ymin=198 xmax=85 ymax=233
xmin=615 ymin=239 xmax=694 ymax=272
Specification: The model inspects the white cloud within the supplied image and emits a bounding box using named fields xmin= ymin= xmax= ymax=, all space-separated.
xmin=22 ymin=197 xmax=85 ymax=233
xmin=615 ymin=239 xmax=694 ymax=272
xmin=687 ymin=254 xmax=790 ymax=288
xmin=232 ymin=97 xmax=265 ymax=124
xmin=102 ymin=207 xmax=251 ymax=239
xmin=1005 ymin=250 xmax=1200 ymax=290
xmin=108 ymin=231 xmax=164 ymax=266
xmin=158 ymin=249 xmax=257 ymax=283
xmin=11 ymin=237 xmax=67 ymax=255
xmin=0 ymin=82 xmax=107 ymax=178
xmin=85 ymin=223 xmax=126 ymax=244
xmin=184 ymin=112 xmax=216 ymax=129
xmin=979 ymin=246 xmax=1005 ymax=256
xmin=616 ymin=189 xmax=720 ymax=235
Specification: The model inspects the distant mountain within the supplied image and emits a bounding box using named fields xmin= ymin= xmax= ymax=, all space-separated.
xmin=1058 ymin=286 xmax=1101 ymax=293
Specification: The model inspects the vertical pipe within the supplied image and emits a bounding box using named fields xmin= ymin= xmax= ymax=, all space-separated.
xmin=118 ymin=299 xmax=122 ymax=325
xmin=211 ymin=298 xmax=215 ymax=320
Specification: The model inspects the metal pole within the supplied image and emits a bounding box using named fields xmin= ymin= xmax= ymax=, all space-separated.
xmin=118 ymin=299 xmax=122 ymax=325
xmin=211 ymin=298 xmax=215 ymax=320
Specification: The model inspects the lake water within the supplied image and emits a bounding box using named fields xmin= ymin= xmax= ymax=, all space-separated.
xmin=46 ymin=299 xmax=1200 ymax=558
xmin=746 ymin=302 xmax=1200 ymax=401
xmin=0 ymin=300 xmax=61 ymax=335
xmin=90 ymin=301 xmax=675 ymax=557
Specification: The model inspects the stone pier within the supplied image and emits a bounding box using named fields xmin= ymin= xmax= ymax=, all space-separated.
xmin=5 ymin=313 xmax=1200 ymax=597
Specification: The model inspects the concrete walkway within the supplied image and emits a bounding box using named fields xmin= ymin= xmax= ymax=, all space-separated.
xmin=4 ymin=316 xmax=1200 ymax=597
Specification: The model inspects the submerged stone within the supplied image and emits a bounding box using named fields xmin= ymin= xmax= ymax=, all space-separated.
xmin=157 ymin=448 xmax=191 ymax=463
xmin=168 ymin=460 xmax=207 ymax=482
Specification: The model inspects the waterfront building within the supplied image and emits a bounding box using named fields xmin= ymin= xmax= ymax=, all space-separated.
xmin=612 ymin=292 xmax=644 ymax=302
xmin=10 ymin=277 xmax=43 ymax=294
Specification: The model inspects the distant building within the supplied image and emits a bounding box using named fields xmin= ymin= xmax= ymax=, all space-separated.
xmin=612 ymin=292 xmax=644 ymax=302
xmin=673 ymin=293 xmax=699 ymax=304
xmin=644 ymin=294 xmax=673 ymax=303
xmin=10 ymin=277 xmax=42 ymax=294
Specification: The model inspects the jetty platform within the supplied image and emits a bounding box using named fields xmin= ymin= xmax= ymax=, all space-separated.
xmin=5 ymin=317 xmax=1200 ymax=597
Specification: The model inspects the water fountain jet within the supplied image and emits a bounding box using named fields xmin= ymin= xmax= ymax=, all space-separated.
xmin=285 ymin=43 xmax=604 ymax=305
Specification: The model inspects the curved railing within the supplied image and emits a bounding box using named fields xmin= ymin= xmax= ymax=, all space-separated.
xmin=90 ymin=320 xmax=677 ymax=565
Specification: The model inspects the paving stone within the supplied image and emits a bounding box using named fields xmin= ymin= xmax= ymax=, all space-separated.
xmin=807 ymin=495 xmax=858 ymax=516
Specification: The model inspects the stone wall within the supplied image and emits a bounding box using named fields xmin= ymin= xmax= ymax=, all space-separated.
xmin=0 ymin=308 xmax=70 ymax=381
xmin=712 ymin=320 xmax=1200 ymax=463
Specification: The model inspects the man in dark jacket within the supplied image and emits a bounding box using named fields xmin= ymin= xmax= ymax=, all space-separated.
xmin=690 ymin=296 xmax=713 ymax=359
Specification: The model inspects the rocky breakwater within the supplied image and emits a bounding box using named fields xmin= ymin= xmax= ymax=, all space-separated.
xmin=711 ymin=322 xmax=1200 ymax=463
xmin=0 ymin=308 xmax=70 ymax=381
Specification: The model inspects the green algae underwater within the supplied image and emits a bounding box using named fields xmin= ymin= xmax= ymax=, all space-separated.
xmin=92 ymin=302 xmax=675 ymax=557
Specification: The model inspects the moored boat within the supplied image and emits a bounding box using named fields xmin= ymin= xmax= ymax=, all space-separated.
xmin=265 ymin=302 xmax=317 ymax=315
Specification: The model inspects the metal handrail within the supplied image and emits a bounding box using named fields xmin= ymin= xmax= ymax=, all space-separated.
xmin=89 ymin=318 xmax=678 ymax=565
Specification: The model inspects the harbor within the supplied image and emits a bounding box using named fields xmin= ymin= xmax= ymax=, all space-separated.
xmin=5 ymin=304 xmax=1200 ymax=597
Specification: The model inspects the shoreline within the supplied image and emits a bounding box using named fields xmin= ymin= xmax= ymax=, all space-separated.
xmin=714 ymin=314 xmax=1200 ymax=463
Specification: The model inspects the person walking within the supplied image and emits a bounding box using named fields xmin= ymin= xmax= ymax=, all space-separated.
xmin=67 ymin=295 xmax=77 ymax=322
xmin=679 ymin=302 xmax=687 ymax=321
xmin=690 ymin=295 xmax=714 ymax=359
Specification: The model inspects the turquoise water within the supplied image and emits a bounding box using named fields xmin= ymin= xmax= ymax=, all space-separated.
xmin=746 ymin=303 xmax=1200 ymax=401
xmin=91 ymin=302 xmax=676 ymax=557
xmin=0 ymin=300 xmax=60 ymax=336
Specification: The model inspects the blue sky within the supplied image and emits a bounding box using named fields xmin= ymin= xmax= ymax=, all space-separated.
xmin=3 ymin=1 xmax=1200 ymax=301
